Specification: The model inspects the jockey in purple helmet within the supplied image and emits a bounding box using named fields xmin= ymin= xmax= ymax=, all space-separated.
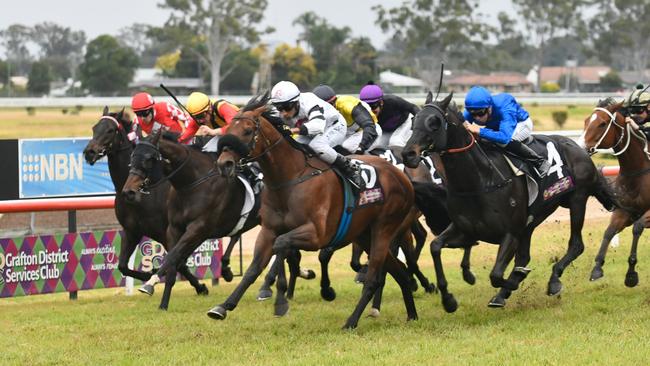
xmin=463 ymin=85 xmax=551 ymax=178
xmin=359 ymin=82 xmax=420 ymax=158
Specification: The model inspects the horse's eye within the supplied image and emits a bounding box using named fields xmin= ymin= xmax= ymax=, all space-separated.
xmin=243 ymin=128 xmax=254 ymax=137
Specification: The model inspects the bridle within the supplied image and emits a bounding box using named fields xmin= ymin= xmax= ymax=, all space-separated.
xmin=420 ymin=103 xmax=476 ymax=156
xmin=128 ymin=140 xmax=191 ymax=194
xmin=231 ymin=114 xmax=283 ymax=163
xmin=586 ymin=107 xmax=650 ymax=159
xmin=91 ymin=115 xmax=132 ymax=159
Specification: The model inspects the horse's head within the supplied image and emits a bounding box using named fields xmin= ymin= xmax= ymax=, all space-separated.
xmin=217 ymin=92 xmax=274 ymax=177
xmin=402 ymin=92 xmax=455 ymax=168
xmin=83 ymin=106 xmax=133 ymax=165
xmin=582 ymin=99 xmax=626 ymax=155
xmin=122 ymin=131 xmax=165 ymax=203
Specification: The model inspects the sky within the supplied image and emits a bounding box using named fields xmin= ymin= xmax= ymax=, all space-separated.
xmin=0 ymin=0 xmax=513 ymax=53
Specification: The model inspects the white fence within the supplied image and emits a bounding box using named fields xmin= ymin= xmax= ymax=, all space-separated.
xmin=0 ymin=92 xmax=627 ymax=108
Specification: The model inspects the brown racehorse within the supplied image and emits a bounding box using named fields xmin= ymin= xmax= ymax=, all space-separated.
xmin=582 ymin=100 xmax=650 ymax=286
xmin=207 ymin=93 xmax=418 ymax=329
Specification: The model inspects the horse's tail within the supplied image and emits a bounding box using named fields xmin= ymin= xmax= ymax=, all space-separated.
xmin=593 ymin=168 xmax=618 ymax=212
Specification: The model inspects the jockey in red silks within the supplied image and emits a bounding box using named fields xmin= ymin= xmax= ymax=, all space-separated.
xmin=130 ymin=92 xmax=192 ymax=141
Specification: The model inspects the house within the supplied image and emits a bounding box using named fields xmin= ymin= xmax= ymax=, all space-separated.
xmin=537 ymin=66 xmax=611 ymax=92
xmin=446 ymin=72 xmax=533 ymax=93
xmin=129 ymin=68 xmax=204 ymax=95
xmin=379 ymin=70 xmax=427 ymax=93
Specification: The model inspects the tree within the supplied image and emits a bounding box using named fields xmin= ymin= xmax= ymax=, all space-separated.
xmin=27 ymin=61 xmax=51 ymax=96
xmin=30 ymin=22 xmax=86 ymax=80
xmin=293 ymin=12 xmax=351 ymax=72
xmin=512 ymin=0 xmax=590 ymax=90
xmin=78 ymin=35 xmax=139 ymax=96
xmin=373 ymin=0 xmax=493 ymax=88
xmin=0 ymin=24 xmax=33 ymax=75
xmin=271 ymin=43 xmax=316 ymax=90
xmin=158 ymin=0 xmax=273 ymax=95
xmin=220 ymin=46 xmax=259 ymax=94
xmin=599 ymin=71 xmax=623 ymax=92
xmin=588 ymin=0 xmax=650 ymax=81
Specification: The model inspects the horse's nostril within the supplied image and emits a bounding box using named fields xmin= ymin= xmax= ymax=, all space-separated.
xmin=124 ymin=190 xmax=136 ymax=201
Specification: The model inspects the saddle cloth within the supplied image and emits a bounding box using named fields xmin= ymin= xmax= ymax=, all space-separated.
xmin=226 ymin=175 xmax=256 ymax=236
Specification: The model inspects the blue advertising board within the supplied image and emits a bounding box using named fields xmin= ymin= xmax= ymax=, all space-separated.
xmin=18 ymin=138 xmax=114 ymax=198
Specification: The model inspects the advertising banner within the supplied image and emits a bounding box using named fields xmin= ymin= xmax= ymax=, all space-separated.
xmin=0 ymin=230 xmax=222 ymax=298
xmin=19 ymin=138 xmax=113 ymax=198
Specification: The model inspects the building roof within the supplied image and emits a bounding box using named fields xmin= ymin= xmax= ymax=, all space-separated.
xmin=129 ymin=68 xmax=203 ymax=89
xmin=540 ymin=66 xmax=611 ymax=84
xmin=446 ymin=72 xmax=531 ymax=86
xmin=379 ymin=70 xmax=425 ymax=87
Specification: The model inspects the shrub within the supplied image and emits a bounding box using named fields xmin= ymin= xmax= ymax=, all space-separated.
xmin=75 ymin=105 xmax=83 ymax=112
xmin=62 ymin=108 xmax=68 ymax=114
xmin=552 ymin=110 xmax=568 ymax=128
xmin=26 ymin=106 xmax=35 ymax=115
xmin=541 ymin=82 xmax=561 ymax=93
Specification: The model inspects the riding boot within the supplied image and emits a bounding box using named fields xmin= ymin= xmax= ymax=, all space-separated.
xmin=505 ymin=140 xmax=551 ymax=178
xmin=333 ymin=155 xmax=365 ymax=190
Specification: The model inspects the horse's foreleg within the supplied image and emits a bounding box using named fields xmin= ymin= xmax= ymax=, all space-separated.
xmin=591 ymin=208 xmax=632 ymax=281
xmin=318 ymin=249 xmax=336 ymax=301
xmin=286 ymin=249 xmax=300 ymax=300
xmin=430 ymin=224 xmax=465 ymax=313
xmin=220 ymin=235 xmax=240 ymax=282
xmin=460 ymin=246 xmax=476 ymax=285
xmin=490 ymin=234 xmax=517 ymax=291
xmin=208 ymin=228 xmax=275 ymax=320
xmin=490 ymin=230 xmax=533 ymax=308
xmin=350 ymin=242 xmax=364 ymax=272
xmin=273 ymin=253 xmax=289 ymax=317
xmin=625 ymin=214 xmax=648 ymax=287
xmin=118 ymin=231 xmax=152 ymax=282
xmin=411 ymin=219 xmax=427 ymax=262
xmin=178 ymin=263 xmax=209 ymax=296
xmin=399 ymin=230 xmax=436 ymax=293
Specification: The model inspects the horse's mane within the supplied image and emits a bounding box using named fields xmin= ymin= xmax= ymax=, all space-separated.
xmin=597 ymin=97 xmax=618 ymax=108
xmin=243 ymin=91 xmax=271 ymax=112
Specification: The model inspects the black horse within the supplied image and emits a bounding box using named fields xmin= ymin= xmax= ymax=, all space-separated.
xmin=82 ymin=108 xmax=208 ymax=297
xmin=402 ymin=92 xmax=617 ymax=310
xmin=121 ymin=131 xmax=264 ymax=310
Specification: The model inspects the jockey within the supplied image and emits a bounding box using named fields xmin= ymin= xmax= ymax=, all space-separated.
xmin=624 ymin=84 xmax=650 ymax=139
xmin=180 ymin=92 xmax=240 ymax=150
xmin=270 ymin=80 xmax=365 ymax=189
xmin=359 ymin=82 xmax=420 ymax=158
xmin=463 ymin=85 xmax=551 ymax=178
xmin=131 ymin=92 xmax=190 ymax=138
xmin=312 ymin=84 xmax=382 ymax=154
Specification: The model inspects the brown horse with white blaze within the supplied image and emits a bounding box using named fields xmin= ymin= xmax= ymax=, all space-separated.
xmin=582 ymin=100 xmax=650 ymax=286
xmin=207 ymin=93 xmax=418 ymax=329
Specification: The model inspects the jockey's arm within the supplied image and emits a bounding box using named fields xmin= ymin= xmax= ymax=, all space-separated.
xmin=352 ymin=103 xmax=378 ymax=151
xmin=178 ymin=118 xmax=199 ymax=144
xmin=478 ymin=110 xmax=517 ymax=145
xmin=300 ymin=105 xmax=327 ymax=136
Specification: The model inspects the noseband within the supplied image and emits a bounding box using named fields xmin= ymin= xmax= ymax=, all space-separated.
xmin=129 ymin=140 xmax=191 ymax=193
xmin=231 ymin=114 xmax=283 ymax=163
xmin=91 ymin=116 xmax=131 ymax=159
xmin=586 ymin=107 xmax=650 ymax=158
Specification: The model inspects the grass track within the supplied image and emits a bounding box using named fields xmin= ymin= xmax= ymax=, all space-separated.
xmin=2 ymin=217 xmax=650 ymax=365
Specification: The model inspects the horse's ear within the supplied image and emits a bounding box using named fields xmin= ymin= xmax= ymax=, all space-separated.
xmin=117 ymin=107 xmax=125 ymax=120
xmin=439 ymin=92 xmax=454 ymax=110
xmin=425 ymin=91 xmax=434 ymax=105
xmin=102 ymin=106 xmax=109 ymax=116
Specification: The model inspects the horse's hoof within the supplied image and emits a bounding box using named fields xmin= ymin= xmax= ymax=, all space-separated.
xmin=138 ymin=284 xmax=154 ymax=296
xmin=274 ymin=301 xmax=289 ymax=317
xmin=488 ymin=296 xmax=506 ymax=308
xmin=299 ymin=269 xmax=316 ymax=280
xmin=196 ymin=283 xmax=209 ymax=296
xmin=342 ymin=320 xmax=358 ymax=330
xmin=462 ymin=269 xmax=477 ymax=285
xmin=321 ymin=287 xmax=336 ymax=301
xmin=424 ymin=283 xmax=437 ymax=294
xmin=257 ymin=288 xmax=273 ymax=301
xmin=354 ymin=271 xmax=366 ymax=284
xmin=625 ymin=271 xmax=639 ymax=288
xmin=207 ymin=305 xmax=227 ymax=320
xmin=410 ymin=278 xmax=419 ymax=292
xmin=221 ymin=266 xmax=234 ymax=282
xmin=367 ymin=308 xmax=380 ymax=318
xmin=590 ymin=267 xmax=604 ymax=281
xmin=442 ymin=293 xmax=458 ymax=313
xmin=158 ymin=305 xmax=168 ymax=311
xmin=547 ymin=280 xmax=563 ymax=296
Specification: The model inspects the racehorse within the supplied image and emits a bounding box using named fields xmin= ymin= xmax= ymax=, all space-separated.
xmin=402 ymin=92 xmax=617 ymax=310
xmin=582 ymin=100 xmax=650 ymax=286
xmin=121 ymin=131 xmax=262 ymax=310
xmin=82 ymin=108 xmax=208 ymax=298
xmin=207 ymin=93 xmax=418 ymax=329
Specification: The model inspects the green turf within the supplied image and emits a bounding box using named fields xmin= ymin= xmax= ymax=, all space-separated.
xmin=1 ymin=217 xmax=649 ymax=365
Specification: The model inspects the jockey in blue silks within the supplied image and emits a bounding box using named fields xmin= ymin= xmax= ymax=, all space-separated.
xmin=463 ymin=86 xmax=551 ymax=178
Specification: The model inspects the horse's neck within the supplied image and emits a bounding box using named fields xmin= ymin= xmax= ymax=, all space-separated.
xmin=257 ymin=128 xmax=310 ymax=187
xmin=617 ymin=131 xmax=650 ymax=174
xmin=106 ymin=138 xmax=132 ymax=192
xmin=159 ymin=141 xmax=201 ymax=189
xmin=440 ymin=127 xmax=500 ymax=191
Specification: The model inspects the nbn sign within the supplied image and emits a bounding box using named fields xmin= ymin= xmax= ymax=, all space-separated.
xmin=19 ymin=138 xmax=114 ymax=198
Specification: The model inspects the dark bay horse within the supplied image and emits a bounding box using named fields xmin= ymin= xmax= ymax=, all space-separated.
xmin=208 ymin=94 xmax=418 ymax=329
xmin=122 ymin=131 xmax=261 ymax=310
xmin=82 ymin=108 xmax=208 ymax=297
xmin=582 ymin=101 xmax=650 ymax=286
xmin=402 ymin=92 xmax=617 ymax=310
